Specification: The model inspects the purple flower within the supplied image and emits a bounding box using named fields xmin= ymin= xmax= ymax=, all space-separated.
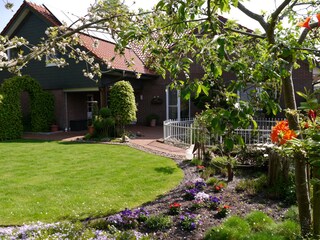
xmin=134 ymin=207 xmax=149 ymax=221
xmin=179 ymin=212 xmax=200 ymax=231
xmin=195 ymin=181 xmax=206 ymax=190
xmin=209 ymin=196 xmax=221 ymax=203
xmin=107 ymin=214 xmax=123 ymax=225
xmin=184 ymin=188 xmax=198 ymax=200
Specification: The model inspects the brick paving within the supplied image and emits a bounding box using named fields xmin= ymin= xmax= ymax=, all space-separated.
xmin=22 ymin=125 xmax=187 ymax=158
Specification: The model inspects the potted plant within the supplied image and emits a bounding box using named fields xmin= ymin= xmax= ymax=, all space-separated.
xmin=51 ymin=122 xmax=59 ymax=132
xmin=146 ymin=113 xmax=160 ymax=127
xmin=87 ymin=119 xmax=94 ymax=135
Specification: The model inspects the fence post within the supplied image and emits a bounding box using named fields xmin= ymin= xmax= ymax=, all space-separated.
xmin=190 ymin=123 xmax=193 ymax=145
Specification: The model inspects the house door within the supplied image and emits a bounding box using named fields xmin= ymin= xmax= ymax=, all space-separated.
xmin=166 ymin=88 xmax=190 ymax=120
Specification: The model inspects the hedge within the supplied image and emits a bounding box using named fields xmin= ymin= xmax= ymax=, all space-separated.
xmin=0 ymin=75 xmax=54 ymax=140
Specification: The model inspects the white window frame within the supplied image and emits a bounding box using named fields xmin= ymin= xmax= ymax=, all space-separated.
xmin=45 ymin=54 xmax=58 ymax=67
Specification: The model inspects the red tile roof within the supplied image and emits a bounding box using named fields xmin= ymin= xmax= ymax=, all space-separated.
xmin=79 ymin=34 xmax=154 ymax=75
xmin=1 ymin=0 xmax=61 ymax=34
xmin=26 ymin=1 xmax=61 ymax=26
xmin=2 ymin=0 xmax=154 ymax=75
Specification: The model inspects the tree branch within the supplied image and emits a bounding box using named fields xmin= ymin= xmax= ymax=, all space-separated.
xmin=223 ymin=27 xmax=266 ymax=39
xmin=237 ymin=2 xmax=268 ymax=32
xmin=298 ymin=22 xmax=319 ymax=44
xmin=267 ymin=0 xmax=291 ymax=43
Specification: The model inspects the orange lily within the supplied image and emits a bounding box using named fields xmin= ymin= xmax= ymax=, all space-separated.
xmin=298 ymin=16 xmax=311 ymax=29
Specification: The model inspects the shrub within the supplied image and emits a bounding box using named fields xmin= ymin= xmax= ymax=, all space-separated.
xmin=109 ymin=80 xmax=137 ymax=136
xmin=274 ymin=220 xmax=300 ymax=240
xmin=144 ymin=214 xmax=172 ymax=231
xmin=0 ymin=75 xmax=54 ymax=140
xmin=206 ymin=177 xmax=219 ymax=186
xmin=284 ymin=206 xmax=299 ymax=222
xmin=248 ymin=231 xmax=285 ymax=240
xmin=204 ymin=216 xmax=251 ymax=240
xmin=93 ymin=107 xmax=115 ymax=138
xmin=235 ymin=174 xmax=267 ymax=195
xmin=245 ymin=211 xmax=275 ymax=232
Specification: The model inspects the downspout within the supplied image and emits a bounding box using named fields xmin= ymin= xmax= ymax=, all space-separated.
xmin=64 ymin=92 xmax=68 ymax=131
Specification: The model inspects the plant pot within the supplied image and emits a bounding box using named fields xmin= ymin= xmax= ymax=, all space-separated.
xmin=150 ymin=119 xmax=157 ymax=127
xmin=88 ymin=125 xmax=95 ymax=135
xmin=51 ymin=124 xmax=58 ymax=132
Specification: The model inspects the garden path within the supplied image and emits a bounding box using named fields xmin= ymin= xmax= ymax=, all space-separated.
xmin=22 ymin=125 xmax=187 ymax=158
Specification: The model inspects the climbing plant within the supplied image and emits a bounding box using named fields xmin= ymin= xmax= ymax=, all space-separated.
xmin=0 ymin=75 xmax=54 ymax=140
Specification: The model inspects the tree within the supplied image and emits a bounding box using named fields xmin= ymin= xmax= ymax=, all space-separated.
xmin=109 ymin=80 xmax=137 ymax=135
xmin=102 ymin=0 xmax=319 ymax=236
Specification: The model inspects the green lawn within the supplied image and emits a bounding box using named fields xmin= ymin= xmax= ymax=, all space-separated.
xmin=0 ymin=140 xmax=183 ymax=225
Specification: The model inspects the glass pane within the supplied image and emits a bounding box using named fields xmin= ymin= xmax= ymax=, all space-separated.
xmin=169 ymin=106 xmax=178 ymax=119
xmin=169 ymin=90 xmax=178 ymax=105
xmin=180 ymin=99 xmax=189 ymax=119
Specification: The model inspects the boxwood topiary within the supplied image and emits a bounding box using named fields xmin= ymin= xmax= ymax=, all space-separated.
xmin=0 ymin=75 xmax=54 ymax=140
xmin=109 ymin=80 xmax=137 ymax=135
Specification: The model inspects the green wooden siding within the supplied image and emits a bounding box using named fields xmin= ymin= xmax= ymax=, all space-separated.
xmin=0 ymin=12 xmax=98 ymax=90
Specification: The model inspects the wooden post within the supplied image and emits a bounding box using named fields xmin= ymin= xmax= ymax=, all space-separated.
xmin=99 ymin=87 xmax=107 ymax=108
xmin=313 ymin=166 xmax=320 ymax=236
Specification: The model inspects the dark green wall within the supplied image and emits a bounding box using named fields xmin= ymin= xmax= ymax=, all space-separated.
xmin=0 ymin=12 xmax=98 ymax=90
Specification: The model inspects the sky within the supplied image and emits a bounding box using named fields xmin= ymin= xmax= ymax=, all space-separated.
xmin=0 ymin=0 xmax=276 ymax=33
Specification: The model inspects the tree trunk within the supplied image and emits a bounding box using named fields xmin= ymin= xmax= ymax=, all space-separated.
xmin=268 ymin=150 xmax=280 ymax=187
xmin=282 ymin=63 xmax=312 ymax=236
xmin=314 ymin=166 xmax=320 ymax=236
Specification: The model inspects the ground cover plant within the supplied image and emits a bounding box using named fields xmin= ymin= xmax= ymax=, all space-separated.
xmin=0 ymin=140 xmax=183 ymax=225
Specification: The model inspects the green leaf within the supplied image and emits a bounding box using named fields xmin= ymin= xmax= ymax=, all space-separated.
xmin=155 ymin=0 xmax=165 ymax=10
xmin=224 ymin=138 xmax=234 ymax=152
xmin=251 ymin=119 xmax=258 ymax=130
xmin=201 ymin=85 xmax=209 ymax=96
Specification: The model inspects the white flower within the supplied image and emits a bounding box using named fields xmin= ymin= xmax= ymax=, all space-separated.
xmin=234 ymin=102 xmax=240 ymax=109
xmin=195 ymin=191 xmax=210 ymax=201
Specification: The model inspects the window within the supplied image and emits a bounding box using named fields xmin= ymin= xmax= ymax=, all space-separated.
xmin=45 ymin=53 xmax=58 ymax=67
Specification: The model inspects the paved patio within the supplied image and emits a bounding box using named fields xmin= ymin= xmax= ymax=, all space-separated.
xmin=22 ymin=125 xmax=187 ymax=158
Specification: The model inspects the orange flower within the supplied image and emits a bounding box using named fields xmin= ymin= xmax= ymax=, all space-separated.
xmin=298 ymin=16 xmax=311 ymax=29
xmin=270 ymin=120 xmax=297 ymax=145
xmin=317 ymin=13 xmax=320 ymax=26
xmin=169 ymin=202 xmax=181 ymax=208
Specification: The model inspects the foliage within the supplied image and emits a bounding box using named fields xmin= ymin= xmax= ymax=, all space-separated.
xmin=236 ymin=145 xmax=269 ymax=166
xmin=107 ymin=208 xmax=149 ymax=229
xmin=205 ymin=216 xmax=251 ymax=240
xmin=92 ymin=107 xmax=115 ymax=138
xmin=0 ymin=140 xmax=183 ymax=225
xmin=0 ymin=75 xmax=54 ymax=140
xmin=205 ymin=211 xmax=300 ymax=240
xmin=267 ymin=172 xmax=296 ymax=205
xmin=109 ymin=80 xmax=137 ymax=135
xmin=179 ymin=212 xmax=201 ymax=231
xmin=235 ymin=174 xmax=267 ymax=195
xmin=144 ymin=214 xmax=172 ymax=231
xmin=0 ymin=221 xmax=151 ymax=240
xmin=244 ymin=211 xmax=275 ymax=232
xmin=168 ymin=202 xmax=181 ymax=215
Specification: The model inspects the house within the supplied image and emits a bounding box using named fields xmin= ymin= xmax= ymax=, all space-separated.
xmin=0 ymin=1 xmax=314 ymax=132
xmin=0 ymin=0 xmax=199 ymax=131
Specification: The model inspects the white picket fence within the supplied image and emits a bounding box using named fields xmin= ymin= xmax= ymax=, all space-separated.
xmin=163 ymin=118 xmax=284 ymax=146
